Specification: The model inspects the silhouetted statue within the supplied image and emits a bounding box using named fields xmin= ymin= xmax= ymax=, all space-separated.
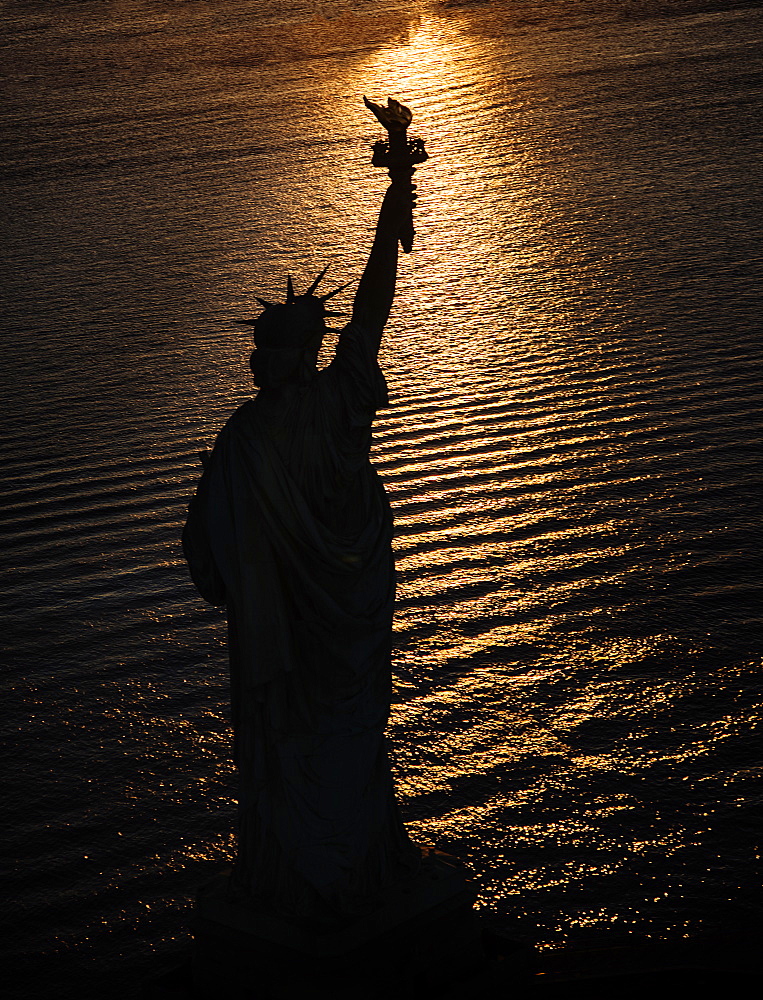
xmin=183 ymin=100 xmax=426 ymax=926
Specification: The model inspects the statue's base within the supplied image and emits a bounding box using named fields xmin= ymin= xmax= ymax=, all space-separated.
xmin=191 ymin=850 xmax=483 ymax=999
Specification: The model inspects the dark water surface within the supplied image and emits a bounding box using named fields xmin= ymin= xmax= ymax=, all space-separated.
xmin=2 ymin=1 xmax=762 ymax=996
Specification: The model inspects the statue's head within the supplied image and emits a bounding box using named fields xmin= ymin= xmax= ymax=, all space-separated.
xmin=240 ymin=269 xmax=348 ymax=388
xmin=252 ymin=296 xmax=326 ymax=356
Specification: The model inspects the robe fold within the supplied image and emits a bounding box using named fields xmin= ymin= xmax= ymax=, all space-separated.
xmin=183 ymin=321 xmax=418 ymax=923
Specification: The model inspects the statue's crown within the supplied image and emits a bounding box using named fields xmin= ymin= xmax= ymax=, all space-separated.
xmin=239 ymin=268 xmax=350 ymax=349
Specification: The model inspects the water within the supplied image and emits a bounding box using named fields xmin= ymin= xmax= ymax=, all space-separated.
xmin=2 ymin=0 xmax=762 ymax=995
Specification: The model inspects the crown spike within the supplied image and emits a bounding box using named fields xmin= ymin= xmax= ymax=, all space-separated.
xmin=286 ymin=275 xmax=295 ymax=302
xmin=255 ymin=297 xmax=273 ymax=308
xmin=320 ymin=280 xmax=352 ymax=302
xmin=306 ymin=264 xmax=331 ymax=296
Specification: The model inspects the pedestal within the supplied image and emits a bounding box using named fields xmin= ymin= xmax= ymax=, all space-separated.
xmin=191 ymin=850 xmax=484 ymax=999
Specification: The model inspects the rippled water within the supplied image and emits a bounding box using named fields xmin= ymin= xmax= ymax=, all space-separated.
xmin=2 ymin=1 xmax=762 ymax=996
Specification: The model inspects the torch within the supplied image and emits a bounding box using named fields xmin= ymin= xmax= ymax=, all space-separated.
xmin=363 ymin=95 xmax=428 ymax=252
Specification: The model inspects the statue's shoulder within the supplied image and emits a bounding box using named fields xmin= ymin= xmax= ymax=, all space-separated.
xmin=205 ymin=399 xmax=261 ymax=459
xmin=329 ymin=322 xmax=389 ymax=416
xmin=221 ymin=397 xmax=259 ymax=435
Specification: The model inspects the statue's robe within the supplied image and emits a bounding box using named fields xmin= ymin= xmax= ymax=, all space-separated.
xmin=183 ymin=322 xmax=418 ymax=923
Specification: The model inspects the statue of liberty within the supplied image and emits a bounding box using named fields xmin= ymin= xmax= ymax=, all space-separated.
xmin=182 ymin=99 xmax=428 ymax=927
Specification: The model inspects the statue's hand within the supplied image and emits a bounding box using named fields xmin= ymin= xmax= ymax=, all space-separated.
xmin=382 ymin=178 xmax=416 ymax=252
xmin=388 ymin=173 xmax=417 ymax=210
xmin=382 ymin=177 xmax=416 ymax=230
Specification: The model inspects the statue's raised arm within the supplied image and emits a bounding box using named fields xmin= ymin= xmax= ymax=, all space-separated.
xmin=350 ymin=182 xmax=411 ymax=347
xmin=350 ymin=96 xmax=427 ymax=350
